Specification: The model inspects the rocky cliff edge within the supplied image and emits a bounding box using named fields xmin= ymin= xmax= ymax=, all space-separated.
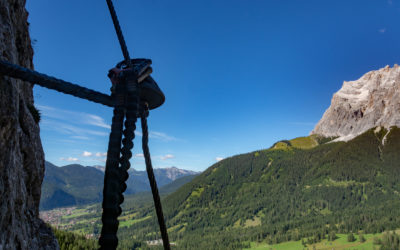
xmin=311 ymin=64 xmax=400 ymax=141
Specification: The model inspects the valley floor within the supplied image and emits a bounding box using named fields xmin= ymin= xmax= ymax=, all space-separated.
xmin=245 ymin=231 xmax=400 ymax=250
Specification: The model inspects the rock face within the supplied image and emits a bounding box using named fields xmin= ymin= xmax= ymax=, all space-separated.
xmin=157 ymin=167 xmax=199 ymax=181
xmin=311 ymin=64 xmax=400 ymax=141
xmin=0 ymin=0 xmax=58 ymax=249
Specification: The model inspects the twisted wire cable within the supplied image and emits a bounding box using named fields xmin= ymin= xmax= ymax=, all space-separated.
xmin=100 ymin=72 xmax=141 ymax=250
xmin=118 ymin=76 xmax=140 ymax=195
xmin=0 ymin=60 xmax=113 ymax=107
xmin=141 ymin=105 xmax=171 ymax=250
xmin=99 ymin=83 xmax=126 ymax=249
xmin=105 ymin=0 xmax=133 ymax=68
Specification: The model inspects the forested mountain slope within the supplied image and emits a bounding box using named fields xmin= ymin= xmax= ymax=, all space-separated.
xmin=119 ymin=127 xmax=400 ymax=249
xmin=40 ymin=162 xmax=199 ymax=210
xmin=41 ymin=162 xmax=104 ymax=210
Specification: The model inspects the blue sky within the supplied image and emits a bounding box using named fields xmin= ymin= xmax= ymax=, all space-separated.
xmin=26 ymin=0 xmax=400 ymax=171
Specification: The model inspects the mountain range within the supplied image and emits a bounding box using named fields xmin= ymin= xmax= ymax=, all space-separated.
xmin=43 ymin=65 xmax=400 ymax=249
xmin=40 ymin=162 xmax=199 ymax=210
xmin=115 ymin=127 xmax=400 ymax=249
xmin=113 ymin=65 xmax=400 ymax=249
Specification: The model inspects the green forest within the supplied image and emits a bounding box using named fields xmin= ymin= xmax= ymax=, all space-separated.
xmin=54 ymin=127 xmax=400 ymax=249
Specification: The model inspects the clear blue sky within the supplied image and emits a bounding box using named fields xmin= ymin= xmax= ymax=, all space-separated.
xmin=26 ymin=0 xmax=400 ymax=171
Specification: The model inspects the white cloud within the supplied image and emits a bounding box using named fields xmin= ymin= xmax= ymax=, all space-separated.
xmin=149 ymin=131 xmax=177 ymax=141
xmin=134 ymin=153 xmax=144 ymax=158
xmin=130 ymin=130 xmax=179 ymax=142
xmin=97 ymin=158 xmax=107 ymax=163
xmin=60 ymin=157 xmax=79 ymax=162
xmin=84 ymin=114 xmax=110 ymax=129
xmin=38 ymin=105 xmax=177 ymax=142
xmin=379 ymin=28 xmax=386 ymax=34
xmin=57 ymin=139 xmax=78 ymax=144
xmin=71 ymin=135 xmax=90 ymax=140
xmin=161 ymin=154 xmax=175 ymax=160
xmin=215 ymin=157 xmax=224 ymax=162
xmin=41 ymin=119 xmax=108 ymax=137
xmin=37 ymin=105 xmax=110 ymax=129
xmin=95 ymin=152 xmax=107 ymax=157
xmin=82 ymin=151 xmax=92 ymax=157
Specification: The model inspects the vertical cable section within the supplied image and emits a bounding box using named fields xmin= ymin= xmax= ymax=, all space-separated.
xmin=99 ymin=87 xmax=126 ymax=249
xmin=141 ymin=105 xmax=171 ymax=250
xmin=105 ymin=0 xmax=133 ymax=68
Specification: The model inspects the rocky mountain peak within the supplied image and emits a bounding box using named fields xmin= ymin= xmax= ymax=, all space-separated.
xmin=158 ymin=167 xmax=199 ymax=181
xmin=311 ymin=64 xmax=400 ymax=141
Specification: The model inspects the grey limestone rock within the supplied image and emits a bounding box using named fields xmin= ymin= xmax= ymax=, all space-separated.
xmin=311 ymin=64 xmax=400 ymax=141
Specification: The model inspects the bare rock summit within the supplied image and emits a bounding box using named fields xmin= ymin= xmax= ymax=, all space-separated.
xmin=311 ymin=64 xmax=400 ymax=141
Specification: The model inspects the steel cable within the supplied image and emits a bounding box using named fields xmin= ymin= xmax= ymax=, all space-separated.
xmin=99 ymin=83 xmax=126 ymax=249
xmin=0 ymin=60 xmax=113 ymax=107
xmin=105 ymin=0 xmax=133 ymax=68
xmin=117 ymin=75 xmax=139 ymax=199
xmin=141 ymin=105 xmax=171 ymax=250
xmin=0 ymin=1 xmax=171 ymax=248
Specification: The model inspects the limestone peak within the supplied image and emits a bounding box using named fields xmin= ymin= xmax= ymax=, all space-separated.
xmin=311 ymin=64 xmax=400 ymax=141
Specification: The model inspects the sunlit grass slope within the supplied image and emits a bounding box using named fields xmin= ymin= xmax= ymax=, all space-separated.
xmin=118 ymin=127 xmax=400 ymax=249
xmin=246 ymin=232 xmax=389 ymax=250
xmin=51 ymin=127 xmax=400 ymax=250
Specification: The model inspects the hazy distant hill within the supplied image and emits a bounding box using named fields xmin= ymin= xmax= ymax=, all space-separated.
xmin=127 ymin=167 xmax=199 ymax=194
xmin=40 ymin=162 xmax=199 ymax=210
xmin=40 ymin=162 xmax=104 ymax=210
